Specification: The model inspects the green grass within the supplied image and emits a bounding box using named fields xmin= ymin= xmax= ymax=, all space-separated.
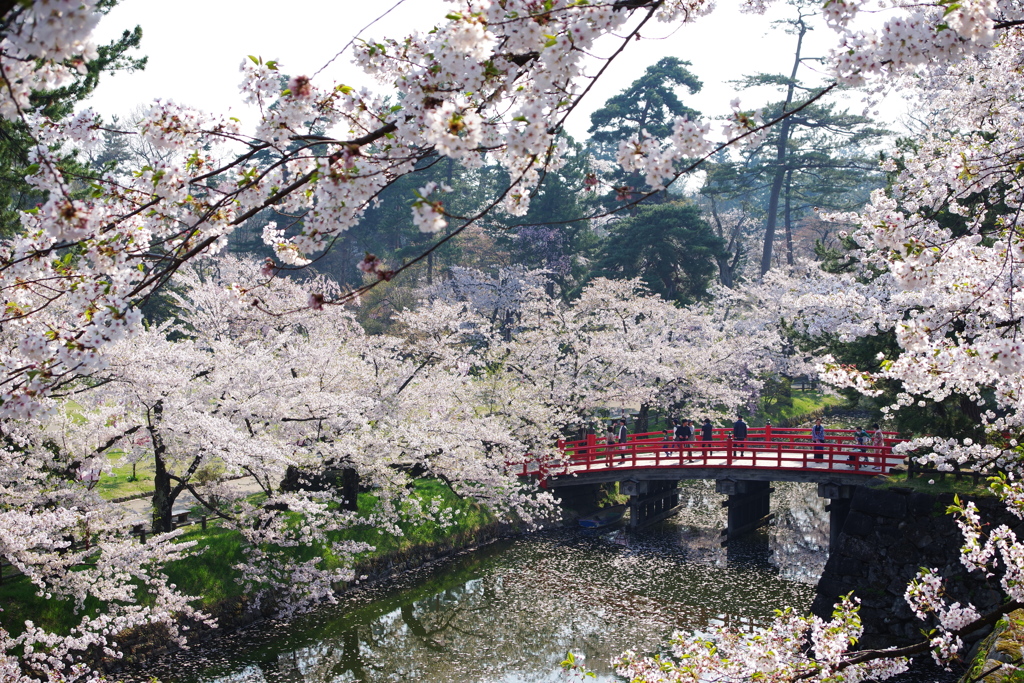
xmin=0 ymin=479 xmax=496 ymax=638
xmin=874 ymin=470 xmax=994 ymax=497
xmin=93 ymin=451 xmax=155 ymax=500
xmin=0 ymin=573 xmax=107 ymax=637
xmin=765 ymin=389 xmax=843 ymax=421
xmin=789 ymin=391 xmax=843 ymax=416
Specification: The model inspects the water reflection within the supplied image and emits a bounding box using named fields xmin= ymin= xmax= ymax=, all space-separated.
xmin=769 ymin=483 xmax=829 ymax=583
xmin=144 ymin=483 xmax=829 ymax=683
xmin=653 ymin=480 xmax=827 ymax=583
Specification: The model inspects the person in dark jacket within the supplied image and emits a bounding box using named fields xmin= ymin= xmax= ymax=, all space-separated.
xmin=677 ymin=419 xmax=694 ymax=460
xmin=811 ymin=418 xmax=826 ymax=460
xmin=679 ymin=420 xmax=693 ymax=441
xmin=701 ymin=418 xmax=713 ymax=456
xmin=732 ymin=416 xmax=748 ymax=456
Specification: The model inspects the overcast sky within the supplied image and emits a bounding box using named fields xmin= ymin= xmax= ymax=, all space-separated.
xmin=85 ymin=0 xmax=909 ymax=142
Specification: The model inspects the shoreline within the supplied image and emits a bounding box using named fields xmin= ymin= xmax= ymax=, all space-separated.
xmin=105 ymin=519 xmax=525 ymax=673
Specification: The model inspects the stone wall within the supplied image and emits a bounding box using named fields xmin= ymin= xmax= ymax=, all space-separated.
xmin=812 ymin=486 xmax=1020 ymax=650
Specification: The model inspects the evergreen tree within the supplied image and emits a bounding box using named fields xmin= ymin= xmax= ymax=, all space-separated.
xmin=700 ymin=1 xmax=888 ymax=274
xmin=0 ymin=2 xmax=146 ymax=237
xmin=588 ymin=57 xmax=702 ymax=205
xmin=590 ymin=203 xmax=725 ymax=305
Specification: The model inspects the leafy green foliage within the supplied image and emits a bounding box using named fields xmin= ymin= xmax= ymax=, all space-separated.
xmin=590 ymin=202 xmax=725 ymax=304
xmin=588 ymin=56 xmax=702 ymax=148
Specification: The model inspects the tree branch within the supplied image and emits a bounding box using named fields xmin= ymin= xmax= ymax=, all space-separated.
xmin=799 ymin=599 xmax=1024 ymax=678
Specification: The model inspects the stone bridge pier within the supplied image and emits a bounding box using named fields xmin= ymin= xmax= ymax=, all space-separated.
xmin=622 ymin=479 xmax=683 ymax=529
xmin=717 ymin=479 xmax=774 ymax=543
xmin=817 ymin=482 xmax=854 ymax=552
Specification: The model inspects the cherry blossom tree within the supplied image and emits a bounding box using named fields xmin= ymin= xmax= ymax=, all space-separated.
xmin=3 ymin=0 xmax=1024 ymax=680
xmin=620 ymin=28 xmax=1024 ymax=681
xmin=419 ymin=267 xmax=781 ymax=432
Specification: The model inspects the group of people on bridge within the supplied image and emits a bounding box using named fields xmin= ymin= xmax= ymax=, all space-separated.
xmin=531 ymin=417 xmax=903 ymax=482
xmin=588 ymin=415 xmax=893 ymax=463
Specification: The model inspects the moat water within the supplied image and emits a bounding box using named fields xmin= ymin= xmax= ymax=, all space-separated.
xmin=139 ymin=481 xmax=837 ymax=683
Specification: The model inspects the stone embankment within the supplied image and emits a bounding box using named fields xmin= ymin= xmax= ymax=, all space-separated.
xmin=813 ymin=486 xmax=1021 ymax=651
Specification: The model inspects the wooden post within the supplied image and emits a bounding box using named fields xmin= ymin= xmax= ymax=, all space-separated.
xmin=726 ymin=436 xmax=733 ymax=466
xmin=201 ymin=516 xmax=207 ymax=530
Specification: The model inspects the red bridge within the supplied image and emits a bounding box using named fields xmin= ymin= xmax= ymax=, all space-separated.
xmin=515 ymin=426 xmax=905 ymax=536
xmin=516 ymin=425 xmax=903 ymax=485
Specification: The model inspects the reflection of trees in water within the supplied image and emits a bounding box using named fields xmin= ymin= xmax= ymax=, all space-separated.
xmin=210 ymin=666 xmax=269 ymax=683
xmin=197 ymin=533 xmax=813 ymax=683
xmin=664 ymin=480 xmax=729 ymax=567
xmin=769 ymin=482 xmax=828 ymax=583
xmin=249 ymin=565 xmax=680 ymax=683
xmin=187 ymin=484 xmax=828 ymax=683
xmin=660 ymin=480 xmax=828 ymax=584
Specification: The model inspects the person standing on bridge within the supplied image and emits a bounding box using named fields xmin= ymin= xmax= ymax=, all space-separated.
xmin=871 ymin=423 xmax=885 ymax=469
xmin=678 ymin=419 xmax=694 ymax=461
xmin=661 ymin=419 xmax=677 ymax=458
xmin=853 ymin=426 xmax=869 ymax=463
xmin=732 ymin=416 xmax=748 ymax=457
xmin=812 ymin=418 xmax=826 ymax=460
xmin=701 ymin=418 xmax=713 ymax=456
xmin=617 ymin=419 xmax=629 ymax=463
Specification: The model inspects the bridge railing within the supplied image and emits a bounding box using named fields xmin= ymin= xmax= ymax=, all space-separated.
xmin=517 ymin=428 xmax=905 ymax=483
xmin=558 ymin=426 xmax=901 ymax=454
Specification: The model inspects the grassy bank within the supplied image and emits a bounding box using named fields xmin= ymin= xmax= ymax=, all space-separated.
xmin=752 ymin=390 xmax=845 ymax=427
xmin=0 ymin=480 xmax=497 ymax=638
xmin=873 ymin=471 xmax=994 ymax=497
xmin=94 ymin=452 xmax=155 ymax=500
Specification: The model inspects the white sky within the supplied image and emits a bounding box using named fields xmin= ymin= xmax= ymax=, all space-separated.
xmin=86 ymin=0 xmax=910 ymax=143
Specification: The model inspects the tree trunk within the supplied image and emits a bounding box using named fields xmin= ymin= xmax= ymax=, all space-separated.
xmin=716 ymin=256 xmax=734 ymax=288
xmin=759 ymin=17 xmax=808 ymax=277
xmin=637 ymin=403 xmax=650 ymax=434
xmin=784 ymin=167 xmax=795 ymax=266
xmin=148 ymin=403 xmax=175 ymax=533
xmin=761 ymin=122 xmax=794 ymax=276
xmin=339 ymin=468 xmax=360 ymax=512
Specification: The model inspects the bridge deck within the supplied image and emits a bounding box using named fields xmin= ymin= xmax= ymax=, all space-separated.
xmin=515 ymin=427 xmax=904 ymax=487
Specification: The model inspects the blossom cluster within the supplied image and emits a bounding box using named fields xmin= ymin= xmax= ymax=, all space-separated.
xmin=615 ymin=596 xmax=909 ymax=682
xmin=746 ymin=28 xmax=1024 ymax=674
